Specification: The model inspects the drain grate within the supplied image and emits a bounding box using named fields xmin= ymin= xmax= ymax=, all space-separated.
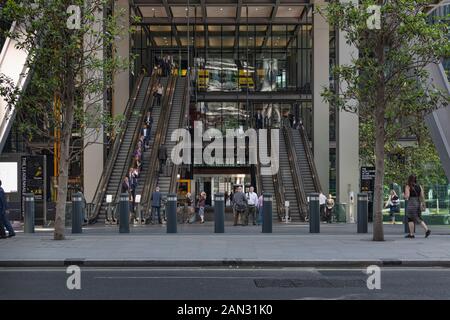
xmin=254 ymin=279 xmax=366 ymax=288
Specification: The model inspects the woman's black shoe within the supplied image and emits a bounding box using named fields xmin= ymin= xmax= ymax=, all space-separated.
xmin=405 ymin=234 xmax=415 ymax=238
xmin=425 ymin=230 xmax=431 ymax=238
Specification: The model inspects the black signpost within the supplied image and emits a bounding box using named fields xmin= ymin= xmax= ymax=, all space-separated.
xmin=360 ymin=167 xmax=375 ymax=222
xmin=21 ymin=156 xmax=47 ymax=226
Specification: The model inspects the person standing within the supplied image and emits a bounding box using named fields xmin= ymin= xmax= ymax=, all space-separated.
xmin=0 ymin=180 xmax=13 ymax=238
xmin=385 ymin=190 xmax=400 ymax=224
xmin=151 ymin=187 xmax=162 ymax=224
xmin=121 ymin=176 xmax=130 ymax=194
xmin=319 ymin=192 xmax=327 ymax=222
xmin=404 ymin=175 xmax=431 ymax=238
xmin=325 ymin=194 xmax=335 ymax=223
xmin=158 ymin=145 xmax=168 ymax=174
xmin=232 ymin=186 xmax=248 ymax=226
xmin=245 ymin=186 xmax=258 ymax=225
xmin=256 ymin=192 xmax=264 ymax=226
xmin=197 ymin=192 xmax=206 ymax=224
xmin=142 ymin=125 xmax=150 ymax=150
xmin=145 ymin=111 xmax=153 ymax=136
xmin=255 ymin=110 xmax=263 ymax=130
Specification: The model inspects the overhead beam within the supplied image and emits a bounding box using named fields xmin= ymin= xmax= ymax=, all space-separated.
xmin=136 ymin=17 xmax=308 ymax=25
xmin=262 ymin=0 xmax=280 ymax=47
xmin=162 ymin=0 xmax=182 ymax=47
xmin=234 ymin=0 xmax=243 ymax=48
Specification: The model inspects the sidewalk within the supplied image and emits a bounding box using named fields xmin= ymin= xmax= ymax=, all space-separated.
xmin=0 ymin=223 xmax=449 ymax=268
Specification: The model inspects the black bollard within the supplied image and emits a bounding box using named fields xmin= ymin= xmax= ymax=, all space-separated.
xmin=166 ymin=193 xmax=177 ymax=233
xmin=214 ymin=193 xmax=225 ymax=233
xmin=72 ymin=192 xmax=83 ymax=234
xmin=23 ymin=193 xmax=35 ymax=233
xmin=309 ymin=193 xmax=320 ymax=233
xmin=119 ymin=193 xmax=130 ymax=233
xmin=262 ymin=193 xmax=273 ymax=233
xmin=357 ymin=193 xmax=368 ymax=233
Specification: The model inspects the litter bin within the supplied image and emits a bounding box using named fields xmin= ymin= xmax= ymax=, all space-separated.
xmin=335 ymin=203 xmax=347 ymax=223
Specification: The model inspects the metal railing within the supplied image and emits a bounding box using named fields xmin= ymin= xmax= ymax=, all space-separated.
xmin=298 ymin=123 xmax=323 ymax=194
xmin=88 ymin=72 xmax=146 ymax=222
xmin=168 ymin=76 xmax=190 ymax=195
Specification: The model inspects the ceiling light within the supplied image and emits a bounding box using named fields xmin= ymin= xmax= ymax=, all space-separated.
xmin=152 ymin=8 xmax=155 ymax=11
xmin=288 ymin=8 xmax=292 ymax=11
xmin=219 ymin=8 xmax=223 ymax=11
xmin=255 ymin=7 xmax=259 ymax=11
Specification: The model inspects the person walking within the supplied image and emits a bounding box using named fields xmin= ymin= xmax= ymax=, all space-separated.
xmin=0 ymin=180 xmax=13 ymax=238
xmin=232 ymin=186 xmax=248 ymax=226
xmin=150 ymin=186 xmax=162 ymax=224
xmin=245 ymin=186 xmax=258 ymax=225
xmin=197 ymin=192 xmax=206 ymax=224
xmin=385 ymin=190 xmax=400 ymax=224
xmin=404 ymin=175 xmax=431 ymax=238
xmin=142 ymin=125 xmax=150 ymax=150
xmin=185 ymin=192 xmax=195 ymax=223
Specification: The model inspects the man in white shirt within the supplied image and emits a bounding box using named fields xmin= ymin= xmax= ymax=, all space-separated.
xmin=245 ymin=186 xmax=259 ymax=226
xmin=319 ymin=192 xmax=327 ymax=222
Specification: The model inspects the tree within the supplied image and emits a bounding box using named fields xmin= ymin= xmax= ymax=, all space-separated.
xmin=321 ymin=0 xmax=450 ymax=241
xmin=0 ymin=0 xmax=130 ymax=240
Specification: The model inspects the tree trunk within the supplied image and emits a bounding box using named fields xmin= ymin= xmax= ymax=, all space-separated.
xmin=372 ymin=103 xmax=385 ymax=241
xmin=54 ymin=73 xmax=75 ymax=240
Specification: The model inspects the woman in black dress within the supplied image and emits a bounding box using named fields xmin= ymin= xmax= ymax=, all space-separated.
xmin=404 ymin=175 xmax=431 ymax=238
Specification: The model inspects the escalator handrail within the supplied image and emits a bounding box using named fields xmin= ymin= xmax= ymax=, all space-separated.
xmin=168 ymin=76 xmax=190 ymax=195
xmin=298 ymin=124 xmax=323 ymax=194
xmin=265 ymin=128 xmax=285 ymax=221
xmin=89 ymin=72 xmax=146 ymax=222
xmin=141 ymin=74 xmax=177 ymax=213
xmin=284 ymin=125 xmax=308 ymax=220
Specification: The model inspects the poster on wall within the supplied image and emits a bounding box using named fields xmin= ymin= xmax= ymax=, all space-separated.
xmin=21 ymin=155 xmax=47 ymax=225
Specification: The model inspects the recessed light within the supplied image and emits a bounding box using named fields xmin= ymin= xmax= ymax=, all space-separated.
xmin=288 ymin=8 xmax=292 ymax=11
xmin=219 ymin=8 xmax=223 ymax=11
xmin=255 ymin=7 xmax=259 ymax=11
xmin=152 ymin=8 xmax=155 ymax=11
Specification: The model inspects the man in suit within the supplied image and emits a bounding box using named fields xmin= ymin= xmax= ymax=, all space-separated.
xmin=255 ymin=110 xmax=264 ymax=129
xmin=150 ymin=186 xmax=162 ymax=224
xmin=0 ymin=180 xmax=15 ymax=238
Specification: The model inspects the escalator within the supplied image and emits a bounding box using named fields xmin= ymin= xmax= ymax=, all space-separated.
xmin=291 ymin=126 xmax=322 ymax=197
xmin=0 ymin=22 xmax=30 ymax=153
xmin=151 ymin=76 xmax=187 ymax=198
xmin=133 ymin=77 xmax=169 ymax=203
xmin=279 ymin=128 xmax=303 ymax=221
xmin=90 ymin=73 xmax=157 ymax=223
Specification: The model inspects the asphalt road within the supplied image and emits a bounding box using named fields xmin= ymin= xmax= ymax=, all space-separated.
xmin=1 ymin=267 xmax=450 ymax=300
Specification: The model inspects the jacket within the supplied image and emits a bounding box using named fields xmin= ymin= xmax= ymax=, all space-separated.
xmin=151 ymin=191 xmax=162 ymax=207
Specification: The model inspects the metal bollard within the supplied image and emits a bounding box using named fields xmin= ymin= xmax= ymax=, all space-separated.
xmin=309 ymin=193 xmax=320 ymax=233
xmin=357 ymin=193 xmax=368 ymax=233
xmin=24 ymin=193 xmax=35 ymax=233
xmin=214 ymin=193 xmax=225 ymax=233
xmin=262 ymin=193 xmax=273 ymax=233
xmin=119 ymin=193 xmax=130 ymax=233
xmin=72 ymin=192 xmax=83 ymax=234
xmin=166 ymin=193 xmax=177 ymax=233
